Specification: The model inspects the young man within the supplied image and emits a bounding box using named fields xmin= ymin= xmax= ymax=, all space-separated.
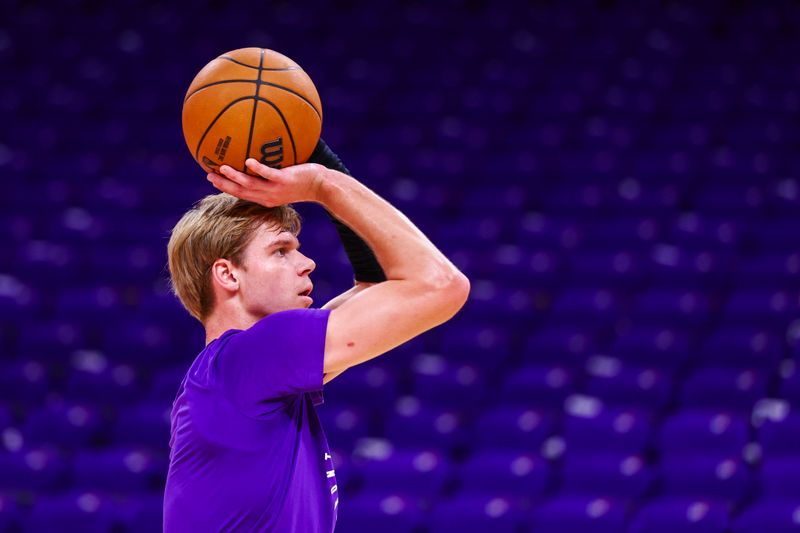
xmin=162 ymin=141 xmax=470 ymax=532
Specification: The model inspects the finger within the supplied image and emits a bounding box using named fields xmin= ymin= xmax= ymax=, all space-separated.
xmin=244 ymin=158 xmax=285 ymax=181
xmin=219 ymin=165 xmax=263 ymax=189
xmin=207 ymin=172 xmax=247 ymax=198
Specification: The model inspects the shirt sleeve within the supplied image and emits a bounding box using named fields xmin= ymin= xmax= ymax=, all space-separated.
xmin=216 ymin=308 xmax=331 ymax=416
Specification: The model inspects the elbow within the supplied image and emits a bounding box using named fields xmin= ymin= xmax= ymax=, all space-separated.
xmin=428 ymin=270 xmax=471 ymax=316
xmin=449 ymin=272 xmax=471 ymax=308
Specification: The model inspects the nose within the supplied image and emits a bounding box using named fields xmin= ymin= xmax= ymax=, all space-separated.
xmin=299 ymin=253 xmax=315 ymax=276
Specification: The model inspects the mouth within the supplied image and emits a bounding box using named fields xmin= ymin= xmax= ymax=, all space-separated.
xmin=299 ymin=286 xmax=313 ymax=297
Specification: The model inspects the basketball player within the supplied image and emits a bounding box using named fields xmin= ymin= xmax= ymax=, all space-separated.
xmin=162 ymin=140 xmax=470 ymax=532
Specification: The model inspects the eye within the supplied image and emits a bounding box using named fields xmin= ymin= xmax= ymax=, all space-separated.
xmin=275 ymin=248 xmax=288 ymax=257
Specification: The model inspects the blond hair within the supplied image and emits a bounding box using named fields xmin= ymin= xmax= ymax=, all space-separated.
xmin=167 ymin=193 xmax=301 ymax=322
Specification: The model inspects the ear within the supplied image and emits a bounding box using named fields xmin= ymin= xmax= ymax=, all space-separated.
xmin=210 ymin=258 xmax=239 ymax=293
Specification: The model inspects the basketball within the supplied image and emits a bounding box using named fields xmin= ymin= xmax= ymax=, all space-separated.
xmin=181 ymin=47 xmax=323 ymax=174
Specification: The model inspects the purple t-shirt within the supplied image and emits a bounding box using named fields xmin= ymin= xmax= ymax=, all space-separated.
xmin=163 ymin=308 xmax=337 ymax=533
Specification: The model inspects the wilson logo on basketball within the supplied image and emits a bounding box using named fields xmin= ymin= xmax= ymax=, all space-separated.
xmin=260 ymin=137 xmax=284 ymax=168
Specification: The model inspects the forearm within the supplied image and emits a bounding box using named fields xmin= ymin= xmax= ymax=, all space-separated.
xmin=309 ymin=140 xmax=387 ymax=283
xmin=315 ymin=170 xmax=461 ymax=284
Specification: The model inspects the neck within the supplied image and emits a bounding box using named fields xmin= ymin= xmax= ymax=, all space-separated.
xmin=203 ymin=304 xmax=260 ymax=345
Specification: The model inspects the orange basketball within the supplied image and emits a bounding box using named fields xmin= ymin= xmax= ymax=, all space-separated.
xmin=182 ymin=47 xmax=322 ymax=174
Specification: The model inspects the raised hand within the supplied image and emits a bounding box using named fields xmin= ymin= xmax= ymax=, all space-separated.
xmin=207 ymin=159 xmax=328 ymax=207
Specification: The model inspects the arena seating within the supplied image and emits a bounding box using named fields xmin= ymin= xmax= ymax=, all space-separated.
xmin=2 ymin=0 xmax=799 ymax=531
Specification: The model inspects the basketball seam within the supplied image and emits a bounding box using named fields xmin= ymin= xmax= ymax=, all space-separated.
xmin=183 ymin=80 xmax=257 ymax=104
xmin=219 ymin=56 xmax=300 ymax=71
xmin=243 ymin=50 xmax=264 ymax=169
xmin=194 ymin=96 xmax=254 ymax=162
xmin=260 ymin=81 xmax=322 ymax=120
xmin=255 ymin=97 xmax=298 ymax=166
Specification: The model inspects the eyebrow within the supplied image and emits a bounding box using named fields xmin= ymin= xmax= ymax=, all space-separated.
xmin=266 ymin=236 xmax=300 ymax=250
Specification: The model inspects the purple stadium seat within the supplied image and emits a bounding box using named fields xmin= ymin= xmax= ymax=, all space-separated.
xmin=750 ymin=219 xmax=800 ymax=252
xmin=383 ymin=398 xmax=466 ymax=451
xmin=18 ymin=241 xmax=82 ymax=288
xmin=102 ymin=319 xmax=176 ymax=366
xmin=116 ymin=493 xmax=164 ymax=533
xmin=754 ymin=402 xmax=800 ymax=459
xmin=761 ymin=459 xmax=800 ymax=498
xmin=732 ymin=499 xmax=800 ymax=533
xmin=657 ymin=410 xmax=749 ymax=460
xmin=457 ymin=280 xmax=546 ymax=327
xmin=584 ymin=356 xmax=672 ymax=409
xmin=354 ymin=447 xmax=451 ymax=499
xmin=608 ymin=181 xmax=681 ymax=215
xmin=24 ymin=402 xmax=106 ymax=448
xmin=561 ymin=453 xmax=654 ymax=499
xmin=516 ymin=213 xmax=584 ymax=250
xmin=66 ymin=357 xmax=144 ymax=407
xmin=778 ymin=361 xmax=800 ymax=404
xmin=630 ymin=498 xmax=730 ymax=533
xmin=410 ymin=354 xmax=486 ymax=410
xmin=562 ymin=395 xmax=652 ymax=455
xmin=438 ymin=323 xmax=513 ymax=365
xmin=55 ymin=286 xmax=124 ymax=322
xmin=458 ymin=450 xmax=550 ymax=498
xmin=86 ymin=245 xmax=163 ymax=284
xmin=528 ymin=496 xmax=629 ymax=533
xmin=721 ymin=289 xmax=799 ymax=327
xmin=112 ymin=402 xmax=171 ymax=450
xmin=631 ymin=289 xmax=712 ymax=327
xmin=0 ymin=274 xmax=39 ymax=326
xmin=0 ymin=359 xmax=49 ymax=402
xmin=72 ymin=446 xmax=167 ymax=493
xmin=327 ymin=447 xmax=355 ymax=490
xmin=0 ymin=492 xmax=22 ymax=533
xmin=580 ymin=217 xmax=661 ymax=250
xmin=24 ymin=492 xmax=117 ymax=533
xmin=429 ymin=494 xmax=526 ymax=533
xmin=335 ymin=492 xmax=423 ymax=533
xmin=501 ymin=365 xmax=574 ymax=409
xmin=733 ymin=253 xmax=800 ymax=289
xmin=148 ymin=366 xmax=187 ymax=403
xmin=0 ymin=404 xmax=12 ymax=430
xmin=524 ymin=325 xmax=599 ymax=366
xmin=665 ymin=214 xmax=742 ymax=251
xmin=323 ymin=362 xmax=396 ymax=410
xmin=698 ymin=327 xmax=783 ymax=370
xmin=680 ymin=368 xmax=767 ymax=412
xmin=543 ymin=183 xmax=610 ymax=216
xmin=549 ymin=288 xmax=622 ymax=327
xmin=647 ymin=245 xmax=732 ymax=288
xmin=0 ymin=446 xmax=68 ymax=491
xmin=660 ymin=455 xmax=752 ymax=502
xmin=472 ymin=406 xmax=556 ymax=452
xmin=567 ymin=250 xmax=648 ymax=289
xmin=317 ymin=404 xmax=370 ymax=451
xmin=16 ymin=320 xmax=86 ymax=361
xmin=435 ymin=216 xmax=507 ymax=248
xmin=610 ymin=325 xmax=693 ymax=371
xmin=486 ymin=248 xmax=564 ymax=289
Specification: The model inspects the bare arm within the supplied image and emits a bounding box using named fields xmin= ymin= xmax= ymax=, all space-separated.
xmin=315 ymin=170 xmax=470 ymax=373
xmin=321 ymin=282 xmax=375 ymax=384
xmin=208 ymin=160 xmax=470 ymax=375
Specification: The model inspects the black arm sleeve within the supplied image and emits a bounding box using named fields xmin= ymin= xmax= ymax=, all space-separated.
xmin=309 ymin=139 xmax=388 ymax=283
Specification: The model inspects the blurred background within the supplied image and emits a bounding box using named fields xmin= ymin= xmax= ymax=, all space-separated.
xmin=2 ymin=0 xmax=800 ymax=531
